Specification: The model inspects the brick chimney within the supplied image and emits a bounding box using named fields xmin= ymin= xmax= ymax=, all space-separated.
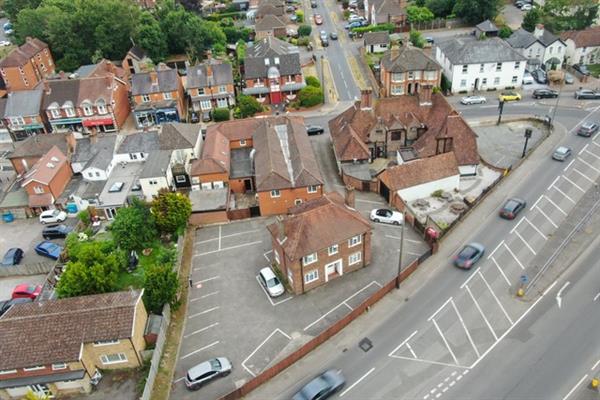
xmin=43 ymin=80 xmax=51 ymax=95
xmin=533 ymin=24 xmax=544 ymax=39
xmin=275 ymin=215 xmax=286 ymax=243
xmin=150 ymin=70 xmax=158 ymax=86
xmin=344 ymin=185 xmax=355 ymax=208
xmin=360 ymin=88 xmax=373 ymax=110
xmin=59 ymin=71 xmax=66 ymax=80
xmin=419 ymin=85 xmax=433 ymax=106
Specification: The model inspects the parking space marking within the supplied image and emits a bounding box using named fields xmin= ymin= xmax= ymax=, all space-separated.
xmin=194 ymin=240 xmax=263 ymax=258
xmin=385 ymin=235 xmax=423 ymax=245
xmin=543 ymin=195 xmax=567 ymax=216
xmin=465 ymin=285 xmax=498 ymax=341
xmin=548 ymin=176 xmax=560 ymax=191
xmin=573 ymin=168 xmax=595 ymax=184
xmin=188 ymin=306 xmax=219 ymax=319
xmin=503 ymin=242 xmax=525 ymax=270
xmin=198 ymin=276 xmax=220 ymax=284
xmin=195 ymin=229 xmax=262 ymax=245
xmin=451 ymin=299 xmax=480 ymax=358
xmin=509 ymin=217 xmax=525 ymax=234
xmin=487 ymin=240 xmax=504 ymax=260
xmin=561 ymin=374 xmax=589 ymax=400
xmin=180 ymin=340 xmax=220 ymax=360
xmin=432 ymin=318 xmax=459 ymax=366
xmin=534 ymin=203 xmax=559 ymax=228
xmin=530 ymin=195 xmax=542 ymax=211
xmin=428 ymin=297 xmax=453 ymax=322
xmin=563 ymin=159 xmax=575 ymax=172
xmin=523 ymin=217 xmax=547 ymax=240
xmin=183 ymin=322 xmax=219 ymax=339
xmin=388 ymin=330 xmax=418 ymax=357
xmin=514 ymin=231 xmax=536 ymax=255
xmin=550 ymin=184 xmax=576 ymax=204
xmin=490 ymin=257 xmax=511 ymax=286
xmin=478 ymin=270 xmax=514 ymax=325
xmin=577 ymin=157 xmax=600 ymax=173
xmin=561 ymin=175 xmax=585 ymax=193
xmin=339 ymin=367 xmax=375 ymax=397
xmin=241 ymin=328 xmax=291 ymax=377
xmin=190 ymin=291 xmax=219 ymax=302
xmin=584 ymin=148 xmax=600 ymax=161
xmin=255 ymin=275 xmax=294 ymax=306
xmin=406 ymin=343 xmax=418 ymax=358
xmin=578 ymin=144 xmax=589 ymax=156
xmin=263 ymin=250 xmax=272 ymax=262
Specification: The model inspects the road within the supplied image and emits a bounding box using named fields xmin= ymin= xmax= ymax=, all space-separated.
xmin=247 ymin=99 xmax=600 ymax=400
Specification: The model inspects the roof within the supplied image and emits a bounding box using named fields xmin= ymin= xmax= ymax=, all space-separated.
xmin=267 ymin=192 xmax=371 ymax=261
xmin=561 ymin=26 xmax=600 ymax=48
xmin=255 ymin=14 xmax=288 ymax=31
xmin=117 ymin=131 xmax=160 ymax=154
xmin=244 ymin=37 xmax=301 ymax=79
xmin=28 ymin=192 xmax=53 ymax=207
xmin=253 ymin=116 xmax=323 ymax=191
xmin=328 ymin=93 xmax=479 ymax=166
xmin=437 ymin=36 xmax=527 ymax=64
xmin=159 ymin=123 xmax=200 ymax=150
xmin=381 ymin=46 xmax=441 ymax=73
xmin=140 ymin=150 xmax=172 ymax=179
xmin=131 ymin=66 xmax=180 ymax=95
xmin=189 ymin=187 xmax=228 ymax=211
xmin=41 ymin=79 xmax=80 ymax=110
xmin=4 ymin=89 xmax=43 ymax=117
xmin=98 ymin=162 xmax=144 ymax=206
xmin=379 ymin=152 xmax=459 ymax=191
xmin=0 ymin=290 xmax=143 ymax=370
xmin=506 ymin=28 xmax=562 ymax=49
xmin=370 ymin=0 xmax=404 ymax=23
xmin=0 ymin=37 xmax=48 ymax=68
xmin=186 ymin=62 xmax=233 ymax=89
xmin=7 ymin=133 xmax=69 ymax=159
xmin=364 ymin=31 xmax=390 ymax=46
xmin=0 ymin=98 xmax=6 ymax=119
xmin=128 ymin=45 xmax=148 ymax=60
xmin=22 ymin=145 xmax=69 ymax=187
xmin=475 ymin=19 xmax=498 ymax=32
xmin=74 ymin=135 xmax=117 ymax=171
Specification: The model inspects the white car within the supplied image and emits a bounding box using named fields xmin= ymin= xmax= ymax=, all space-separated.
xmin=258 ymin=267 xmax=285 ymax=297
xmin=348 ymin=14 xmax=365 ymax=23
xmin=521 ymin=3 xmax=532 ymax=10
xmin=460 ymin=96 xmax=487 ymax=105
xmin=370 ymin=208 xmax=403 ymax=225
xmin=0 ymin=41 xmax=10 ymax=47
xmin=39 ymin=209 xmax=67 ymax=224
xmin=522 ymin=72 xmax=534 ymax=85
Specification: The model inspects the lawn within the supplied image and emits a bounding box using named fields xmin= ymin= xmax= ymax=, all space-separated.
xmin=587 ymin=64 xmax=600 ymax=78
xmin=115 ymin=242 xmax=175 ymax=290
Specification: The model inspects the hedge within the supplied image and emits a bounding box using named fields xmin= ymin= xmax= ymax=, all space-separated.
xmin=351 ymin=23 xmax=395 ymax=34
xmin=306 ymin=76 xmax=321 ymax=88
xmin=213 ymin=108 xmax=231 ymax=122
xmin=298 ymin=86 xmax=323 ymax=107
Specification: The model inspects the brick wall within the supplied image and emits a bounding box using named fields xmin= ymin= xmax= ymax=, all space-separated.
xmin=47 ymin=162 xmax=73 ymax=199
xmin=257 ymin=186 xmax=323 ymax=215
xmin=189 ymin=211 xmax=229 ymax=225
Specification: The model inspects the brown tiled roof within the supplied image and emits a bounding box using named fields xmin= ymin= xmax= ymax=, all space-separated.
xmin=0 ymin=290 xmax=143 ymax=370
xmin=328 ymin=103 xmax=374 ymax=162
xmin=378 ymin=152 xmax=459 ymax=191
xmin=560 ymin=26 xmax=600 ymax=48
xmin=267 ymin=192 xmax=371 ymax=261
xmin=22 ymin=146 xmax=68 ymax=187
xmin=255 ymin=14 xmax=288 ymax=31
xmin=0 ymin=38 xmax=48 ymax=68
xmin=78 ymin=75 xmax=117 ymax=106
xmin=7 ymin=133 xmax=70 ymax=159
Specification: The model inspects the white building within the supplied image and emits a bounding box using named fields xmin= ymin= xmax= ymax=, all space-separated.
xmin=560 ymin=26 xmax=600 ymax=66
xmin=435 ymin=37 xmax=527 ymax=94
xmin=139 ymin=150 xmax=173 ymax=201
xmin=505 ymin=24 xmax=566 ymax=69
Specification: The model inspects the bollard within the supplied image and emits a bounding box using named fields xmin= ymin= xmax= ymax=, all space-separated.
xmin=591 ymin=378 xmax=599 ymax=389
xmin=517 ymin=287 xmax=525 ymax=297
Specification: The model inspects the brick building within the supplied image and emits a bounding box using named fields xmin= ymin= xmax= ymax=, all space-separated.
xmin=3 ymin=89 xmax=47 ymax=141
xmin=7 ymin=133 xmax=70 ymax=175
xmin=268 ymin=191 xmax=372 ymax=294
xmin=0 ymin=37 xmax=55 ymax=92
xmin=185 ymin=61 xmax=235 ymax=113
xmin=379 ymin=45 xmax=441 ymax=97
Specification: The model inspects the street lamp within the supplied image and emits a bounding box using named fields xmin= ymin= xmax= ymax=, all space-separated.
xmin=522 ymin=128 xmax=532 ymax=158
xmin=497 ymin=100 xmax=504 ymax=125
xmin=396 ymin=217 xmax=405 ymax=289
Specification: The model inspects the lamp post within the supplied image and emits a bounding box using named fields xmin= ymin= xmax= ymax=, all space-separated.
xmin=396 ymin=217 xmax=405 ymax=289
xmin=497 ymin=100 xmax=505 ymax=125
xmin=522 ymin=128 xmax=532 ymax=158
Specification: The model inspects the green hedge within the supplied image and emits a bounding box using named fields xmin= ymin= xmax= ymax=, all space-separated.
xmin=205 ymin=11 xmax=246 ymax=21
xmin=213 ymin=108 xmax=231 ymax=122
xmin=298 ymin=86 xmax=323 ymax=107
xmin=351 ymin=23 xmax=395 ymax=34
xmin=306 ymin=76 xmax=321 ymax=88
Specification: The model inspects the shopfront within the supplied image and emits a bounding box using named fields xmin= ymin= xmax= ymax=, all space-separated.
xmin=50 ymin=117 xmax=84 ymax=133
xmin=83 ymin=117 xmax=116 ymax=133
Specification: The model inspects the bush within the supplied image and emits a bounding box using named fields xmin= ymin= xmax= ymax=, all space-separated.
xmin=499 ymin=26 xmax=512 ymax=39
xmin=295 ymin=10 xmax=304 ymax=23
xmin=297 ymin=36 xmax=311 ymax=46
xmin=305 ymin=76 xmax=321 ymax=88
xmin=431 ymin=189 xmax=444 ymax=198
xmin=237 ymin=94 xmax=263 ymax=117
xmin=298 ymin=85 xmax=323 ymax=107
xmin=351 ymin=23 xmax=395 ymax=34
xmin=298 ymin=24 xmax=312 ymax=37
xmin=213 ymin=107 xmax=230 ymax=121
xmin=409 ymin=30 xmax=425 ymax=48
xmin=343 ymin=9 xmax=351 ymax=19
xmin=78 ymin=209 xmax=90 ymax=226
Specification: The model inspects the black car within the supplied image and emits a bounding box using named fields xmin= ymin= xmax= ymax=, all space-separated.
xmin=190 ymin=111 xmax=200 ymax=123
xmin=453 ymin=243 xmax=485 ymax=269
xmin=310 ymin=0 xmax=317 ymax=7
xmin=0 ymin=297 xmax=32 ymax=317
xmin=292 ymin=369 xmax=346 ymax=400
xmin=499 ymin=198 xmax=526 ymax=220
xmin=1 ymin=248 xmax=23 ymax=266
xmin=531 ymin=69 xmax=547 ymax=84
xmin=576 ymin=122 xmax=599 ymax=137
xmin=42 ymin=224 xmax=72 ymax=240
xmin=306 ymin=125 xmax=324 ymax=135
xmin=532 ymin=89 xmax=558 ymax=99
xmin=573 ymin=64 xmax=590 ymax=76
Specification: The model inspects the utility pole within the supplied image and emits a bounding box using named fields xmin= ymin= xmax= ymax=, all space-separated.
xmin=497 ymin=100 xmax=504 ymax=125
xmin=522 ymin=128 xmax=532 ymax=158
xmin=549 ymin=76 xmax=563 ymax=129
xmin=396 ymin=217 xmax=405 ymax=289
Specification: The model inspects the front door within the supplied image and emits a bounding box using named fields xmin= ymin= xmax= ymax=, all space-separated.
xmin=270 ymin=91 xmax=282 ymax=104
xmin=325 ymin=259 xmax=342 ymax=282
xmin=244 ymin=179 xmax=253 ymax=191
xmin=474 ymin=78 xmax=479 ymax=91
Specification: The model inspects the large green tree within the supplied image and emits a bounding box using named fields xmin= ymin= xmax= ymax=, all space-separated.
xmin=425 ymin=0 xmax=456 ymax=18
xmin=151 ymin=190 xmax=192 ymax=235
xmin=2 ymin=0 xmax=42 ymax=21
xmin=521 ymin=8 xmax=542 ymax=32
xmin=143 ymin=263 xmax=179 ymax=314
xmin=110 ymin=199 xmax=158 ymax=252
xmin=452 ymin=0 xmax=502 ymax=24
xmin=237 ymin=95 xmax=263 ymax=118
xmin=542 ymin=0 xmax=599 ymax=31
xmin=406 ymin=5 xmax=435 ymax=23
xmin=136 ymin=11 xmax=168 ymax=62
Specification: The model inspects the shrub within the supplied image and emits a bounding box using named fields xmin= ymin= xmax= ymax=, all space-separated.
xmin=409 ymin=30 xmax=425 ymax=48
xmin=305 ymin=76 xmax=321 ymax=88
xmin=498 ymin=26 xmax=512 ymax=39
xmin=213 ymin=107 xmax=231 ymax=121
xmin=431 ymin=189 xmax=444 ymax=198
xmin=298 ymin=24 xmax=312 ymax=37
xmin=237 ymin=94 xmax=263 ymax=117
xmin=298 ymin=85 xmax=323 ymax=107
xmin=297 ymin=36 xmax=311 ymax=46
xmin=295 ymin=10 xmax=304 ymax=23
xmin=78 ymin=209 xmax=90 ymax=226
xmin=343 ymin=9 xmax=351 ymax=19
xmin=351 ymin=23 xmax=395 ymax=34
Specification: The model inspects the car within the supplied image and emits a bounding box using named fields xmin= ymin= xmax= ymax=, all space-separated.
xmin=306 ymin=125 xmax=324 ymax=135
xmin=314 ymin=14 xmax=323 ymax=24
xmin=425 ymin=36 xmax=434 ymax=44
xmin=348 ymin=14 xmax=365 ymax=23
xmin=522 ymin=72 xmax=534 ymax=85
xmin=330 ymin=31 xmax=338 ymax=40
xmin=202 ymin=111 xmax=212 ymax=122
xmin=11 ymin=284 xmax=42 ymax=300
xmin=293 ymin=369 xmax=345 ymax=400
xmin=290 ymin=13 xmax=298 ymax=21
xmin=564 ymin=72 xmax=574 ymax=84
xmin=531 ymin=69 xmax=547 ymax=84
xmin=499 ymin=198 xmax=526 ymax=220
xmin=532 ymin=89 xmax=558 ymax=99
xmin=1 ymin=248 xmax=24 ymax=266
xmin=34 ymin=241 xmax=63 ymax=260
xmin=189 ymin=111 xmax=200 ymax=123
xmin=258 ymin=267 xmax=285 ymax=297
xmin=498 ymin=91 xmax=521 ymax=102
xmin=0 ymin=40 xmax=10 ymax=47
xmin=3 ymin=22 xmax=13 ymax=34
xmin=521 ymin=3 xmax=532 ymax=10
xmin=184 ymin=357 xmax=232 ymax=390
xmin=320 ymin=31 xmax=329 ymax=46
xmin=344 ymin=21 xmax=364 ymax=29
xmin=287 ymin=28 xmax=299 ymax=38
xmin=552 ymin=146 xmax=572 ymax=161
xmin=0 ymin=298 xmax=32 ymax=317
xmin=310 ymin=0 xmax=317 ymax=7
xmin=574 ymin=89 xmax=600 ymax=100
xmin=460 ymin=95 xmax=486 ymax=105
xmin=576 ymin=122 xmax=599 ymax=137
xmin=573 ymin=64 xmax=590 ymax=76
xmin=42 ymin=224 xmax=73 ymax=240
xmin=370 ymin=208 xmax=403 ymax=225
xmin=453 ymin=243 xmax=485 ymax=269
xmin=39 ymin=209 xmax=67 ymax=224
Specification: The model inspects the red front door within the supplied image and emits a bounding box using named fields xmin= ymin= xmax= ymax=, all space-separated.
xmin=270 ymin=91 xmax=282 ymax=104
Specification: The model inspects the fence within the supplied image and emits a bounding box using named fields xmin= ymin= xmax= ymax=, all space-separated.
xmin=217 ymin=250 xmax=432 ymax=400
xmin=0 ymin=261 xmax=54 ymax=277
xmin=409 ymin=18 xmax=467 ymax=32
xmin=140 ymin=304 xmax=171 ymax=400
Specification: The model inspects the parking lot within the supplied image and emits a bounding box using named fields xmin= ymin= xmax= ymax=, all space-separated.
xmin=171 ymin=192 xmax=429 ymax=400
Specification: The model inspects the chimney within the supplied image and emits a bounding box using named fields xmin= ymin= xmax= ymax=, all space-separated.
xmin=360 ymin=88 xmax=373 ymax=110
xmin=157 ymin=62 xmax=168 ymax=71
xmin=90 ymin=128 xmax=98 ymax=144
xmin=59 ymin=71 xmax=66 ymax=80
xmin=419 ymin=85 xmax=433 ymax=106
xmin=43 ymin=80 xmax=50 ymax=95
xmin=533 ymin=24 xmax=544 ymax=39
xmin=206 ymin=64 xmax=213 ymax=79
xmin=275 ymin=215 xmax=286 ymax=242
xmin=105 ymin=60 xmax=116 ymax=75
xmin=205 ymin=49 xmax=212 ymax=60
xmin=150 ymin=70 xmax=158 ymax=86
xmin=26 ymin=36 xmax=33 ymax=43
xmin=65 ymin=131 xmax=77 ymax=154
xmin=344 ymin=185 xmax=355 ymax=208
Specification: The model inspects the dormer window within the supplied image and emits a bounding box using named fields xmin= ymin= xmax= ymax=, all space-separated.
xmin=63 ymin=101 xmax=75 ymax=117
xmin=96 ymin=99 xmax=107 ymax=115
xmin=82 ymin=102 xmax=93 ymax=116
xmin=50 ymin=108 xmax=60 ymax=118
xmin=142 ymin=94 xmax=150 ymax=103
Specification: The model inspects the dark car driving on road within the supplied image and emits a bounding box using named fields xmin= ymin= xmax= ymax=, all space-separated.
xmin=453 ymin=243 xmax=485 ymax=269
xmin=533 ymin=89 xmax=558 ymax=99
xmin=306 ymin=125 xmax=324 ymax=135
xmin=499 ymin=198 xmax=526 ymax=220
xmin=293 ymin=369 xmax=346 ymax=400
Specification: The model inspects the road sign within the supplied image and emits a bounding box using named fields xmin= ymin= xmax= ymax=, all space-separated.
xmin=520 ymin=274 xmax=529 ymax=285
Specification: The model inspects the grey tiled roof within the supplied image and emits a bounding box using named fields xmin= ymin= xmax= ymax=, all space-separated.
xmin=244 ymin=38 xmax=301 ymax=79
xmin=159 ymin=123 xmax=200 ymax=150
xmin=364 ymin=31 xmax=389 ymax=46
xmin=506 ymin=28 xmax=563 ymax=49
xmin=186 ymin=62 xmax=233 ymax=89
xmin=131 ymin=68 xmax=179 ymax=95
xmin=4 ymin=89 xmax=43 ymax=117
xmin=82 ymin=136 xmax=118 ymax=171
xmin=255 ymin=14 xmax=287 ymax=31
xmin=381 ymin=46 xmax=441 ymax=73
xmin=437 ymin=37 xmax=527 ymax=64
xmin=117 ymin=131 xmax=160 ymax=154
xmin=475 ymin=19 xmax=498 ymax=32
xmin=140 ymin=150 xmax=172 ymax=179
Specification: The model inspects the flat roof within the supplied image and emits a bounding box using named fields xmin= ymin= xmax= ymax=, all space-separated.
xmin=230 ymin=147 xmax=253 ymax=179
xmin=189 ymin=188 xmax=228 ymax=212
xmin=98 ymin=162 xmax=144 ymax=207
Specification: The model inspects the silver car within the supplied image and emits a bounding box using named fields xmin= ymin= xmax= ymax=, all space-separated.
xmin=460 ymin=96 xmax=487 ymax=105
xmin=552 ymin=146 xmax=572 ymax=161
xmin=184 ymin=357 xmax=232 ymax=390
xmin=258 ymin=267 xmax=285 ymax=297
xmin=293 ymin=369 xmax=346 ymax=400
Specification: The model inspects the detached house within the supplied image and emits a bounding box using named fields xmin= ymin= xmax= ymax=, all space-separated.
xmin=0 ymin=37 xmax=55 ymax=92
xmin=435 ymin=36 xmax=527 ymax=93
xmin=364 ymin=0 xmax=406 ymax=27
xmin=268 ymin=191 xmax=372 ymax=294
xmin=242 ymin=37 xmax=305 ymax=105
xmin=185 ymin=61 xmax=235 ymax=113
xmin=363 ymin=31 xmax=390 ymax=54
xmin=506 ymin=24 xmax=566 ymax=70
xmin=4 ymin=89 xmax=46 ymax=141
xmin=561 ymin=26 xmax=600 ymax=66
xmin=379 ymin=45 xmax=441 ymax=97
xmin=255 ymin=14 xmax=288 ymax=39
xmin=0 ymin=290 xmax=147 ymax=399
xmin=131 ymin=64 xmax=185 ymax=128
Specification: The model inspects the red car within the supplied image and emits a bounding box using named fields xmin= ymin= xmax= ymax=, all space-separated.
xmin=314 ymin=14 xmax=323 ymax=24
xmin=11 ymin=284 xmax=42 ymax=300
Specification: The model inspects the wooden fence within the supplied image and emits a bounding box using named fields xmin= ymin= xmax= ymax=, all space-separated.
xmin=0 ymin=261 xmax=54 ymax=277
xmin=140 ymin=304 xmax=171 ymax=400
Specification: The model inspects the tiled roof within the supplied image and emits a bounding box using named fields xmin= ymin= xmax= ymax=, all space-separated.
xmin=131 ymin=66 xmax=179 ymax=95
xmin=364 ymin=31 xmax=390 ymax=46
xmin=437 ymin=36 xmax=526 ymax=64
xmin=267 ymin=192 xmax=371 ymax=261
xmin=41 ymin=75 xmax=120 ymax=110
xmin=117 ymin=131 xmax=160 ymax=154
xmin=0 ymin=37 xmax=48 ymax=68
xmin=41 ymin=79 xmax=80 ymax=110
xmin=380 ymin=46 xmax=441 ymax=73
xmin=186 ymin=62 xmax=233 ymax=89
xmin=256 ymin=3 xmax=285 ymax=17
xmin=255 ymin=14 xmax=288 ymax=31
xmin=0 ymin=290 xmax=143 ymax=370
xmin=244 ymin=37 xmax=301 ymax=79
xmin=22 ymin=145 xmax=68 ymax=187
xmin=159 ymin=123 xmax=200 ymax=150
xmin=76 ymin=135 xmax=118 ymax=171
xmin=4 ymin=89 xmax=43 ymax=117
xmin=379 ymin=152 xmax=459 ymax=191
xmin=370 ymin=0 xmax=404 ymax=23
xmin=560 ymin=26 xmax=600 ymax=48
xmin=140 ymin=149 xmax=172 ymax=179
xmin=7 ymin=132 xmax=69 ymax=159
xmin=475 ymin=19 xmax=498 ymax=32
xmin=506 ymin=27 xmax=562 ymax=49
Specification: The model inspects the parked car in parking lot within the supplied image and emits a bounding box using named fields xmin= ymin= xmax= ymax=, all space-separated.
xmin=292 ymin=369 xmax=346 ymax=400
xmin=576 ymin=122 xmax=599 ymax=137
xmin=499 ymin=198 xmax=526 ymax=220
xmin=42 ymin=224 xmax=73 ymax=240
xmin=39 ymin=209 xmax=67 ymax=224
xmin=258 ymin=267 xmax=285 ymax=297
xmin=520 ymin=3 xmax=532 ymax=10
xmin=522 ymin=72 xmax=534 ymax=85
xmin=34 ymin=241 xmax=63 ymax=260
xmin=306 ymin=125 xmax=324 ymax=135
xmin=460 ymin=95 xmax=486 ymax=105
xmin=499 ymin=91 xmax=521 ymax=102
xmin=1 ymin=248 xmax=23 ymax=266
xmin=574 ymin=89 xmax=600 ymax=100
xmin=552 ymin=146 xmax=572 ymax=161
xmin=345 ymin=20 xmax=364 ymax=29
xmin=310 ymin=0 xmax=317 ymax=7
xmin=573 ymin=64 xmax=590 ymax=76
xmin=453 ymin=243 xmax=485 ymax=269
xmin=564 ymin=72 xmax=574 ymax=84
xmin=370 ymin=208 xmax=403 ymax=225
xmin=11 ymin=284 xmax=42 ymax=300
xmin=533 ymin=89 xmax=558 ymax=99
xmin=531 ymin=69 xmax=547 ymax=84
xmin=184 ymin=357 xmax=232 ymax=390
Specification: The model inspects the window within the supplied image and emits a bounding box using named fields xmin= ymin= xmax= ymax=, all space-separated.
xmin=479 ymin=64 xmax=484 ymax=73
xmin=496 ymin=62 xmax=502 ymax=72
xmin=65 ymin=107 xmax=75 ymax=117
xmin=391 ymin=73 xmax=404 ymax=82
xmin=482 ymin=78 xmax=487 ymax=85
xmin=390 ymin=85 xmax=404 ymax=96
xmin=424 ymin=70 xmax=436 ymax=80
xmin=349 ymin=251 xmax=362 ymax=265
xmin=460 ymin=79 xmax=467 ymax=88
xmin=493 ymin=77 xmax=500 ymax=85
xmin=141 ymin=94 xmax=150 ymax=103
xmin=511 ymin=76 xmax=518 ymax=84
xmin=217 ymin=98 xmax=228 ymax=108
xmin=304 ymin=269 xmax=318 ymax=284
xmin=240 ymin=139 xmax=246 ymax=146
xmin=163 ymin=92 xmax=172 ymax=100
xmin=87 ymin=172 xmax=94 ymax=178
xmin=557 ymin=46 xmax=562 ymax=53
xmin=528 ymin=48 xmax=533 ymax=57
xmin=52 ymin=363 xmax=67 ymax=370
xmin=270 ymin=189 xmax=280 ymax=198
xmin=94 ymin=339 xmax=121 ymax=346
xmin=303 ymin=253 xmax=318 ymax=266
xmin=129 ymin=153 xmax=138 ymax=160
xmin=294 ymin=199 xmax=302 ymax=205
xmin=200 ymin=100 xmax=212 ymax=110
xmin=175 ymin=175 xmax=186 ymax=183
xmin=83 ymin=104 xmax=93 ymax=116
xmin=515 ymin=61 xmax=520 ymax=70
xmin=462 ymin=64 xmax=468 ymax=73
xmin=10 ymin=117 xmax=25 ymax=126
xmin=33 ymin=186 xmax=44 ymax=194
xmin=23 ymin=366 xmax=45 ymax=372
xmin=407 ymin=71 xmax=415 ymax=79
xmin=391 ymin=131 xmax=401 ymax=141
xmin=50 ymin=109 xmax=60 ymax=118
xmin=218 ymin=85 xmax=227 ymax=93
xmin=549 ymin=46 xmax=553 ymax=54
xmin=348 ymin=235 xmax=361 ymax=247
xmin=197 ymin=88 xmax=205 ymax=95
xmin=100 ymin=353 xmax=128 ymax=365
xmin=287 ymin=268 xmax=294 ymax=284
xmin=328 ymin=244 xmax=339 ymax=256
xmin=307 ymin=185 xmax=318 ymax=193
xmin=97 ymin=100 xmax=107 ymax=114
xmin=95 ymin=171 xmax=100 ymax=177
xmin=0 ymin=370 xmax=17 ymax=375
xmin=256 ymin=78 xmax=263 ymax=87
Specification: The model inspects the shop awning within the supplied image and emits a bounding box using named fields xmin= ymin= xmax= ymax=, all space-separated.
xmin=83 ymin=117 xmax=114 ymax=127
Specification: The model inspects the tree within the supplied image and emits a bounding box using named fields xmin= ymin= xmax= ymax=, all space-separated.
xmin=295 ymin=10 xmax=304 ymax=23
xmin=409 ymin=30 xmax=425 ymax=48
xmin=425 ymin=0 xmax=455 ymax=18
xmin=3 ymin=0 xmax=41 ymax=21
xmin=298 ymin=85 xmax=323 ymax=107
xmin=406 ymin=5 xmax=435 ymax=24
xmin=298 ymin=24 xmax=312 ymax=37
xmin=521 ymin=8 xmax=542 ymax=32
xmin=237 ymin=95 xmax=263 ymax=117
xmin=151 ymin=190 xmax=192 ymax=235
xmin=212 ymin=108 xmax=230 ymax=121
xmin=542 ymin=0 xmax=599 ymax=31
xmin=111 ymin=199 xmax=157 ymax=252
xmin=143 ymin=263 xmax=179 ymax=314
xmin=136 ymin=11 xmax=168 ymax=62
xmin=498 ymin=26 xmax=513 ymax=39
xmin=305 ymin=76 xmax=321 ymax=88
xmin=452 ymin=0 xmax=502 ymax=24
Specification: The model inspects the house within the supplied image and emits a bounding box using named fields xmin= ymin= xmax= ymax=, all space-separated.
xmin=0 ymin=290 xmax=147 ymax=399
xmin=122 ymin=45 xmax=153 ymax=81
xmin=20 ymin=146 xmax=72 ymax=210
xmin=73 ymin=59 xmax=127 ymax=81
xmin=328 ymin=89 xmax=479 ymax=191
xmin=0 ymin=37 xmax=55 ymax=92
xmin=560 ymin=26 xmax=600 ymax=66
xmin=364 ymin=0 xmax=406 ymax=26
xmin=7 ymin=132 xmax=70 ymax=175
xmin=255 ymin=14 xmax=288 ymax=39
xmin=364 ymin=31 xmax=390 ymax=53
xmin=506 ymin=24 xmax=566 ymax=70
xmin=256 ymin=0 xmax=285 ymax=17
xmin=474 ymin=19 xmax=498 ymax=38
xmin=242 ymin=37 xmax=305 ymax=105
xmin=379 ymin=45 xmax=441 ymax=97
xmin=267 ymin=190 xmax=372 ymax=294
xmin=377 ymin=152 xmax=459 ymax=207
xmin=435 ymin=36 xmax=527 ymax=93
xmin=3 ymin=89 xmax=47 ymax=142
xmin=96 ymin=161 xmax=144 ymax=219
xmin=158 ymin=122 xmax=203 ymax=189
xmin=0 ymin=99 xmax=10 ymax=143
xmin=131 ymin=64 xmax=185 ymax=128
xmin=73 ymin=135 xmax=118 ymax=179
xmin=139 ymin=150 xmax=173 ymax=201
xmin=185 ymin=61 xmax=235 ymax=113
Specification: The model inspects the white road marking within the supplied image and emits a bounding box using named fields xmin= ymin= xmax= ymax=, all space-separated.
xmin=579 ymin=144 xmax=589 ymax=155
xmin=543 ymin=195 xmax=568 ymax=215
xmin=478 ymin=270 xmax=514 ymax=325
xmin=428 ymin=297 xmax=453 ymax=321
xmin=406 ymin=343 xmax=417 ymax=358
xmin=548 ymin=176 xmax=560 ymax=190
xmin=241 ymin=329 xmax=291 ymax=377
xmin=218 ymin=225 xmax=221 ymax=250
xmin=174 ymin=376 xmax=185 ymax=383
xmin=563 ymin=159 xmax=575 ymax=172
xmin=194 ymin=240 xmax=263 ymax=257
xmin=594 ymin=293 xmax=600 ymax=302
xmin=198 ymin=276 xmax=220 ymax=283
xmin=465 ymin=285 xmax=498 ymax=340
xmin=339 ymin=367 xmax=375 ymax=397
xmin=460 ymin=267 xmax=481 ymax=289
xmin=263 ymin=250 xmax=273 ymax=262
xmin=556 ymin=281 xmax=570 ymax=309
xmin=442 ymin=387 xmax=449 ymax=393
xmin=561 ymin=374 xmax=589 ymax=400
xmin=181 ymin=341 xmax=220 ymax=360
xmin=573 ymin=167 xmax=595 ymax=183
xmin=592 ymin=359 xmax=600 ymax=371
xmin=487 ymin=240 xmax=504 ymax=260
xmin=451 ymin=299 xmax=480 ymax=358
xmin=456 ymin=375 xmax=462 ymax=381
xmin=524 ymin=217 xmax=548 ymax=240
xmin=535 ymin=204 xmax=559 ymax=228
xmin=514 ymin=230 xmax=537 ymax=255
xmin=432 ymin=318 xmax=460 ymax=366
xmin=490 ymin=256 xmax=511 ymax=286
xmin=449 ymin=381 xmax=456 ymax=387
xmin=189 ymin=291 xmax=219 ymax=302
xmin=509 ymin=217 xmax=525 ymax=234
xmin=388 ymin=330 xmax=418 ymax=357
xmin=550 ymin=184 xmax=576 ymax=204
xmin=390 ymin=355 xmax=466 ymax=369
xmin=183 ymin=322 xmax=219 ymax=339
xmin=435 ymin=393 xmax=442 ymax=398
xmin=578 ymin=157 xmax=600 ymax=173
xmin=503 ymin=242 xmax=525 ymax=270
xmin=584 ymin=148 xmax=600 ymax=161
xmin=355 ymin=198 xmax=384 ymax=204
xmin=562 ymin=175 xmax=585 ymax=193
xmin=530 ymin=195 xmax=543 ymax=211
xmin=188 ymin=306 xmax=219 ymax=319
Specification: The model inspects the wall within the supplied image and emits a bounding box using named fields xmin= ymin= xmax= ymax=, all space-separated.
xmin=0 ymin=260 xmax=53 ymax=277
xmin=140 ymin=176 xmax=170 ymax=201
xmin=189 ymin=210 xmax=229 ymax=225
xmin=82 ymin=339 xmax=142 ymax=371
xmin=131 ymin=296 xmax=149 ymax=356
xmin=192 ymin=172 xmax=229 ymax=187
xmin=112 ymin=79 xmax=132 ymax=129
xmin=458 ymin=164 xmax=477 ymax=176
xmin=257 ymin=185 xmax=323 ymax=215
xmin=380 ymin=69 xmax=441 ymax=97
xmin=47 ymin=162 xmax=73 ymax=199
xmin=396 ymin=174 xmax=460 ymax=202
xmin=447 ymin=60 xmax=525 ymax=93
xmin=141 ymin=305 xmax=171 ymax=400
xmin=341 ymin=169 xmax=378 ymax=192
xmin=82 ymin=166 xmax=108 ymax=181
